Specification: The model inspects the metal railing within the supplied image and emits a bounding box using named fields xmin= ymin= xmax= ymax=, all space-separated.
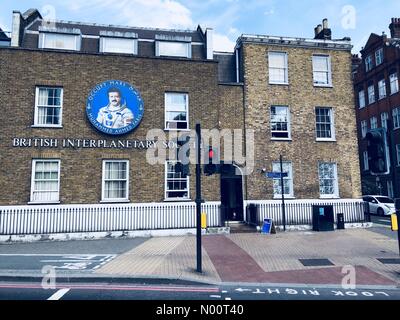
xmin=245 ymin=199 xmax=367 ymax=227
xmin=0 ymin=202 xmax=221 ymax=235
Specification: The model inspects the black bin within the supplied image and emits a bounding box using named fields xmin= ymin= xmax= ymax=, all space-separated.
xmin=312 ymin=205 xmax=334 ymax=231
xmin=337 ymin=213 xmax=345 ymax=230
xmin=248 ymin=204 xmax=258 ymax=226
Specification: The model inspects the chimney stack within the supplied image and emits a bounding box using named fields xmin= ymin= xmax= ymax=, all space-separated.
xmin=389 ymin=18 xmax=400 ymax=38
xmin=314 ymin=19 xmax=332 ymax=40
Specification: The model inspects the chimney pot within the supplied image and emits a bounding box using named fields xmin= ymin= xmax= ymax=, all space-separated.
xmin=323 ymin=19 xmax=329 ymax=29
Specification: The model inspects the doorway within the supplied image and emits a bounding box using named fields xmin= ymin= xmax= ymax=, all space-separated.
xmin=220 ymin=163 xmax=244 ymax=222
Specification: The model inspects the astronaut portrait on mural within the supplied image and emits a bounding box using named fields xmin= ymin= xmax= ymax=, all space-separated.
xmin=96 ymin=87 xmax=134 ymax=129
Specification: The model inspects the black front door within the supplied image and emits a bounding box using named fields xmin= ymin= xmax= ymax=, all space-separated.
xmin=220 ymin=164 xmax=244 ymax=222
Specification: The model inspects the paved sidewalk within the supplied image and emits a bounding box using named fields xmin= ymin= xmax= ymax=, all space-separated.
xmin=96 ymin=228 xmax=400 ymax=286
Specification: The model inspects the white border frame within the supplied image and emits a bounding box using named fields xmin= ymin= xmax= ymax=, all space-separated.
xmin=164 ymin=92 xmax=190 ymax=131
xmin=30 ymin=159 xmax=61 ymax=204
xmin=272 ymin=161 xmax=294 ymax=199
xmin=99 ymin=37 xmax=138 ymax=55
xmin=268 ymin=51 xmax=289 ymax=85
xmin=101 ymin=160 xmax=130 ymax=203
xmin=33 ymin=87 xmax=64 ymax=128
xmin=315 ymin=106 xmax=336 ymax=142
xmin=312 ymin=54 xmax=332 ymax=87
xmin=164 ymin=160 xmax=191 ymax=201
xmin=270 ymin=105 xmax=292 ymax=141
xmin=39 ymin=32 xmax=81 ymax=51
xmin=318 ymin=162 xmax=339 ymax=199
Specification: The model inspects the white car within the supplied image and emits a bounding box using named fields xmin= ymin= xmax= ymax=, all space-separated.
xmin=362 ymin=195 xmax=396 ymax=216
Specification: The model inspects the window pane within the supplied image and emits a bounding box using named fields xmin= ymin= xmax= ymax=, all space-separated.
xmin=103 ymin=37 xmax=135 ymax=54
xmin=165 ymin=161 xmax=189 ymax=199
xmin=32 ymin=161 xmax=59 ymax=202
xmin=316 ymin=108 xmax=332 ymax=139
xmin=269 ymin=52 xmax=287 ymax=83
xmin=159 ymin=41 xmax=189 ymax=57
xmin=319 ymin=163 xmax=337 ymax=196
xmin=103 ymin=161 xmax=128 ymax=200
xmin=44 ymin=33 xmax=77 ymax=50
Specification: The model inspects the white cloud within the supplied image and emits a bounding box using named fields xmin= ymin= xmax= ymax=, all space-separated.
xmin=65 ymin=0 xmax=194 ymax=29
xmin=213 ymin=33 xmax=235 ymax=52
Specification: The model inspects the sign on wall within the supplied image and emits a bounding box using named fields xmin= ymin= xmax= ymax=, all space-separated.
xmin=86 ymin=80 xmax=144 ymax=135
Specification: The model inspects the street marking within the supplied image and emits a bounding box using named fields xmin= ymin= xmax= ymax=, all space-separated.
xmin=210 ymin=295 xmax=221 ymax=298
xmin=47 ymin=288 xmax=70 ymax=300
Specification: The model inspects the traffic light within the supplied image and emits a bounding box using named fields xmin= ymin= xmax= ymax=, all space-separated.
xmin=204 ymin=146 xmax=219 ymax=176
xmin=365 ymin=128 xmax=390 ymax=175
xmin=175 ymin=135 xmax=191 ymax=177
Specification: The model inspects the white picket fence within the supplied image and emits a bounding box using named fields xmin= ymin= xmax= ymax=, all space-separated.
xmin=244 ymin=199 xmax=366 ymax=226
xmin=0 ymin=202 xmax=221 ymax=235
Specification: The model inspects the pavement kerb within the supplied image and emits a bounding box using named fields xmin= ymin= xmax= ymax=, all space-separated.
xmin=0 ymin=273 xmax=398 ymax=291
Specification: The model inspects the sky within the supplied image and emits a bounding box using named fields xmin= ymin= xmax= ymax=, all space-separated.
xmin=1 ymin=0 xmax=400 ymax=53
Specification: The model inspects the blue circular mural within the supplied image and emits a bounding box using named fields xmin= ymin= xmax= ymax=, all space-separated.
xmin=86 ymin=80 xmax=144 ymax=135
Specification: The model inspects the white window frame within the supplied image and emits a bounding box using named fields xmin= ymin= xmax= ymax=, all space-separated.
xmin=365 ymin=55 xmax=373 ymax=72
xmin=39 ymin=32 xmax=81 ymax=51
xmin=99 ymin=37 xmax=138 ymax=55
xmin=363 ymin=151 xmax=369 ymax=171
xmin=270 ymin=105 xmax=291 ymax=140
xmin=164 ymin=92 xmax=189 ymax=131
xmin=393 ymin=107 xmax=400 ymax=129
xmin=381 ymin=112 xmax=389 ymax=129
xmin=164 ymin=160 xmax=190 ymax=201
xmin=370 ymin=116 xmax=378 ymax=129
xmin=315 ymin=107 xmax=336 ymax=141
xmin=156 ymin=41 xmax=191 ymax=58
xmin=358 ymin=90 xmax=366 ymax=109
xmin=33 ymin=87 xmax=63 ymax=128
xmin=312 ymin=55 xmax=332 ymax=87
xmin=361 ymin=120 xmax=368 ymax=138
xmin=272 ymin=161 xmax=294 ymax=199
xmin=378 ymin=79 xmax=386 ymax=100
xmin=101 ymin=160 xmax=130 ymax=203
xmin=368 ymin=84 xmax=375 ymax=104
xmin=318 ymin=162 xmax=339 ymax=199
xmin=30 ymin=159 xmax=61 ymax=204
xmin=390 ymin=72 xmax=399 ymax=95
xmin=268 ymin=51 xmax=288 ymax=85
xmin=375 ymin=48 xmax=384 ymax=66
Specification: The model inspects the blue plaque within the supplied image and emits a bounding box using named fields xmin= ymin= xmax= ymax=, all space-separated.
xmin=86 ymin=80 xmax=144 ymax=135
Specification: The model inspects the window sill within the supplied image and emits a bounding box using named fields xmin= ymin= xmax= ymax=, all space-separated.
xmin=164 ymin=128 xmax=191 ymax=132
xmin=31 ymin=125 xmax=63 ymax=129
xmin=271 ymin=138 xmax=292 ymax=141
xmin=313 ymin=84 xmax=333 ymax=88
xmin=273 ymin=196 xmax=295 ymax=200
xmin=316 ymin=138 xmax=336 ymax=142
xmin=319 ymin=196 xmax=340 ymax=199
xmin=100 ymin=199 xmax=130 ymax=203
xmin=269 ymin=82 xmax=289 ymax=86
xmin=28 ymin=201 xmax=60 ymax=205
xmin=164 ymin=198 xmax=192 ymax=202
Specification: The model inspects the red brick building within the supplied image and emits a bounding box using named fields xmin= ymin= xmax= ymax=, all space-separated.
xmin=354 ymin=18 xmax=400 ymax=198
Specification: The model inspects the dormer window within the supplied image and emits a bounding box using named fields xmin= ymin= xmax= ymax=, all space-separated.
xmin=155 ymin=34 xmax=191 ymax=58
xmin=38 ymin=26 xmax=81 ymax=51
xmin=99 ymin=31 xmax=138 ymax=55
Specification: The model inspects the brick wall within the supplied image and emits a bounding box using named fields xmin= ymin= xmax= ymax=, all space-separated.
xmin=242 ymin=43 xmax=362 ymax=200
xmin=0 ymin=48 xmax=242 ymax=205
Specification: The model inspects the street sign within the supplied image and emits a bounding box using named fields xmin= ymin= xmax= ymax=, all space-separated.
xmin=266 ymin=172 xmax=288 ymax=179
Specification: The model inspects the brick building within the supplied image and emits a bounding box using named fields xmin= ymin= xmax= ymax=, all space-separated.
xmin=353 ymin=18 xmax=400 ymax=198
xmin=236 ymin=19 xmax=361 ymax=202
xmin=0 ymin=9 xmax=361 ymax=229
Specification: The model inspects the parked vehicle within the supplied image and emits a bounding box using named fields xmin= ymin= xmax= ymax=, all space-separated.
xmin=362 ymin=195 xmax=396 ymax=216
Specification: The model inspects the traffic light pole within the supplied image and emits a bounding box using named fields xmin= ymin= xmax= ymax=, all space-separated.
xmin=195 ymin=123 xmax=202 ymax=273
